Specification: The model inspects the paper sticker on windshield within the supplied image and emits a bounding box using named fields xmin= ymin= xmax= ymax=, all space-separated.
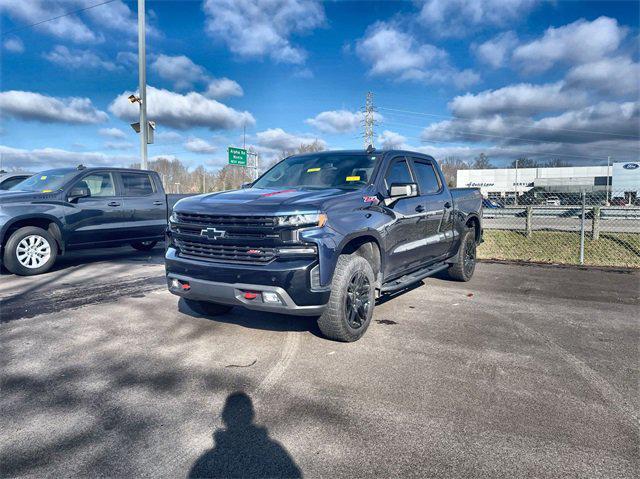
xmin=307 ymin=167 xmax=321 ymax=173
xmin=40 ymin=176 xmax=47 ymax=180
xmin=41 ymin=189 xmax=53 ymax=193
xmin=346 ymin=176 xmax=361 ymax=182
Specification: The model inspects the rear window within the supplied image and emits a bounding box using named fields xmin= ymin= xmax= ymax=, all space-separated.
xmin=122 ymin=173 xmax=155 ymax=196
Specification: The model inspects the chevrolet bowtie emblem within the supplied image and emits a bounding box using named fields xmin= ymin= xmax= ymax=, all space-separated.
xmin=201 ymin=227 xmax=226 ymax=240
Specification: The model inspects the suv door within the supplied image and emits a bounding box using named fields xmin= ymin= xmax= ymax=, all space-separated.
xmin=410 ymin=158 xmax=454 ymax=260
xmin=381 ymin=157 xmax=429 ymax=278
xmin=118 ymin=171 xmax=166 ymax=241
xmin=64 ymin=171 xmax=124 ymax=246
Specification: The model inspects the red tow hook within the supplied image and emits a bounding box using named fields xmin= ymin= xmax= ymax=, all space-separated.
xmin=244 ymin=291 xmax=259 ymax=300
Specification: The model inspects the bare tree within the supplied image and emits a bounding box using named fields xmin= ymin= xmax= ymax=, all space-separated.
xmin=472 ymin=153 xmax=493 ymax=169
xmin=438 ymin=156 xmax=469 ymax=187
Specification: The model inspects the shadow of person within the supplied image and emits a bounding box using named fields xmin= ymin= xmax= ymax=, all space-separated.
xmin=189 ymin=392 xmax=302 ymax=479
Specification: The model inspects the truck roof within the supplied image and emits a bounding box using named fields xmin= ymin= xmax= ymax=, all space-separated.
xmin=289 ymin=149 xmax=436 ymax=160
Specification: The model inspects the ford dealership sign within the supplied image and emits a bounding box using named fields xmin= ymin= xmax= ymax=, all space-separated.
xmin=623 ymin=163 xmax=639 ymax=170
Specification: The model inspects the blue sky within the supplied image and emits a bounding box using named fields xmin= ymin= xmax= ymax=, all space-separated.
xmin=1 ymin=0 xmax=638 ymax=171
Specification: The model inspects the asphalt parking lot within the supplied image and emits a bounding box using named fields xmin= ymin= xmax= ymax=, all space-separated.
xmin=1 ymin=247 xmax=638 ymax=478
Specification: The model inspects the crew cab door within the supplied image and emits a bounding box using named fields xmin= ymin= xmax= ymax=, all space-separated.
xmin=64 ymin=171 xmax=125 ymax=246
xmin=381 ymin=157 xmax=429 ymax=277
xmin=117 ymin=171 xmax=166 ymax=241
xmin=409 ymin=157 xmax=454 ymax=260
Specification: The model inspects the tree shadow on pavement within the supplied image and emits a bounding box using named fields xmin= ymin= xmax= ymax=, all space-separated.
xmin=188 ymin=392 xmax=302 ymax=479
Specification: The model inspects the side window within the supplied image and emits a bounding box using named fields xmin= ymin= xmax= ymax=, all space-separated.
xmin=384 ymin=159 xmax=413 ymax=189
xmin=0 ymin=177 xmax=27 ymax=190
xmin=121 ymin=173 xmax=154 ymax=196
xmin=412 ymin=160 xmax=441 ymax=194
xmin=74 ymin=173 xmax=116 ymax=197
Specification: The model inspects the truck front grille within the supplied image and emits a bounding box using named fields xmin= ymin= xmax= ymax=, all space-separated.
xmin=175 ymin=213 xmax=278 ymax=228
xmin=175 ymin=239 xmax=276 ymax=263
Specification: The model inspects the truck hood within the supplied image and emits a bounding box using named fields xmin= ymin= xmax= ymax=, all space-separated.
xmin=0 ymin=190 xmax=62 ymax=205
xmin=174 ymin=187 xmax=358 ymax=215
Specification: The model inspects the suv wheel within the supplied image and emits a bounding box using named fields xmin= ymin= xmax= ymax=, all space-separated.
xmin=447 ymin=227 xmax=476 ymax=282
xmin=317 ymin=254 xmax=375 ymax=342
xmin=184 ymin=298 xmax=233 ymax=316
xmin=131 ymin=240 xmax=157 ymax=251
xmin=3 ymin=226 xmax=58 ymax=276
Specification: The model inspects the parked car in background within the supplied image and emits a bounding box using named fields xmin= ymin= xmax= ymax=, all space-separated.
xmin=0 ymin=171 xmax=32 ymax=190
xmin=545 ymin=196 xmax=561 ymax=206
xmin=482 ymin=198 xmax=503 ymax=208
xmin=0 ymin=166 xmax=183 ymax=276
xmin=166 ymin=149 xmax=483 ymax=342
xmin=610 ymin=197 xmax=629 ymax=206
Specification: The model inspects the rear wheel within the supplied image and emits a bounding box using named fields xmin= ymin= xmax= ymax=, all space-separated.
xmin=131 ymin=240 xmax=158 ymax=251
xmin=447 ymin=227 xmax=476 ymax=282
xmin=184 ymin=298 xmax=233 ymax=316
xmin=3 ymin=226 xmax=58 ymax=276
xmin=317 ymin=254 xmax=375 ymax=342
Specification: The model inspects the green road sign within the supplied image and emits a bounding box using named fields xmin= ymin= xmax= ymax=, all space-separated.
xmin=228 ymin=147 xmax=247 ymax=166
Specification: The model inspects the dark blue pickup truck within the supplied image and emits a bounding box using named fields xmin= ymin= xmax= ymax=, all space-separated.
xmin=167 ymin=149 xmax=483 ymax=342
xmin=0 ymin=166 xmax=177 ymax=276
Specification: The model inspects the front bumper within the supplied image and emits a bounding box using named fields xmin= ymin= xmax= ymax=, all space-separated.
xmin=165 ymin=247 xmax=329 ymax=316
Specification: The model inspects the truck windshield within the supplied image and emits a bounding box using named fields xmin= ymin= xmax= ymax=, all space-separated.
xmin=252 ymin=154 xmax=378 ymax=190
xmin=11 ymin=169 xmax=76 ymax=192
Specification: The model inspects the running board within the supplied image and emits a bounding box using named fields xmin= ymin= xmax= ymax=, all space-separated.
xmin=380 ymin=263 xmax=449 ymax=293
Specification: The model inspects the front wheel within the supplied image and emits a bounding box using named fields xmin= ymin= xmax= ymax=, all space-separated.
xmin=3 ymin=226 xmax=58 ymax=276
xmin=184 ymin=298 xmax=233 ymax=316
xmin=317 ymin=254 xmax=375 ymax=342
xmin=131 ymin=240 xmax=158 ymax=251
xmin=446 ymin=227 xmax=477 ymax=282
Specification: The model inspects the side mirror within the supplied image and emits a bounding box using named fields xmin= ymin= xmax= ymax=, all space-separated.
xmin=241 ymin=182 xmax=253 ymax=189
xmin=385 ymin=182 xmax=418 ymax=205
xmin=68 ymin=186 xmax=90 ymax=202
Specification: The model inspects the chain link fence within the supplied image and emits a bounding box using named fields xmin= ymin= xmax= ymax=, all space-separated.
xmin=477 ymin=190 xmax=640 ymax=268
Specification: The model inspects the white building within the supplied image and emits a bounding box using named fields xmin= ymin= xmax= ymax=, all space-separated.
xmin=456 ymin=162 xmax=640 ymax=200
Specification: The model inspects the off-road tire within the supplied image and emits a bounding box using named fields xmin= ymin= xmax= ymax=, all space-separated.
xmin=317 ymin=254 xmax=376 ymax=342
xmin=3 ymin=226 xmax=58 ymax=276
xmin=131 ymin=240 xmax=158 ymax=251
xmin=447 ymin=227 xmax=476 ymax=282
xmin=184 ymin=298 xmax=233 ymax=316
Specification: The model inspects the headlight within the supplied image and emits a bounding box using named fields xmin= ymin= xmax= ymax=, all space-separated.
xmin=277 ymin=213 xmax=327 ymax=228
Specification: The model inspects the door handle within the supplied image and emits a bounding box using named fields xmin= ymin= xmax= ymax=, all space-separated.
xmin=153 ymin=201 xmax=163 ymax=206
xmin=444 ymin=202 xmax=452 ymax=209
xmin=415 ymin=205 xmax=425 ymax=213
xmin=107 ymin=201 xmax=121 ymax=207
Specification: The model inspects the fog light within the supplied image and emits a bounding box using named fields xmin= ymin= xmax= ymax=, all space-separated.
xmin=263 ymin=292 xmax=281 ymax=304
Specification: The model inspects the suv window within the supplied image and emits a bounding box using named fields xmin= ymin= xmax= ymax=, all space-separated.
xmin=122 ymin=173 xmax=154 ymax=196
xmin=74 ymin=172 xmax=116 ymax=197
xmin=0 ymin=176 xmax=28 ymax=190
xmin=384 ymin=159 xmax=413 ymax=189
xmin=412 ymin=160 xmax=441 ymax=194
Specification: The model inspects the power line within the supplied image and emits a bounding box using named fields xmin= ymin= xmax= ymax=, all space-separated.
xmin=1 ymin=0 xmax=118 ymax=37
xmin=378 ymin=106 xmax=640 ymax=140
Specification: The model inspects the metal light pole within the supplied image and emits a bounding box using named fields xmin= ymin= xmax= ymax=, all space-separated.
xmin=138 ymin=0 xmax=148 ymax=170
xmin=606 ymin=156 xmax=611 ymax=205
xmin=514 ymin=159 xmax=519 ymax=205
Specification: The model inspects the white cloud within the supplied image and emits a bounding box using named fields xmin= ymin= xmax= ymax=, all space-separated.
xmin=203 ymin=0 xmax=325 ymax=64
xmin=473 ymin=31 xmax=517 ymax=68
xmin=0 ymin=145 xmax=135 ymax=169
xmin=184 ymin=137 xmax=217 ymax=154
xmin=448 ymin=82 xmax=586 ymax=118
xmin=513 ymin=16 xmax=627 ymax=73
xmin=378 ymin=130 xmax=409 ymax=150
xmin=3 ymin=37 xmax=24 ymax=53
xmin=116 ymin=51 xmax=137 ymax=68
xmin=0 ymin=90 xmax=108 ymax=124
xmin=99 ymin=127 xmax=127 ymax=139
xmin=0 ymin=0 xmax=100 ymax=43
xmin=104 ymin=141 xmax=134 ymax=150
xmin=43 ymin=45 xmax=117 ymax=71
xmin=204 ymin=78 xmax=243 ymax=99
xmin=356 ymin=23 xmax=479 ymax=88
xmin=565 ymin=56 xmax=640 ymax=97
xmin=109 ymin=86 xmax=255 ymax=131
xmin=255 ymin=128 xmax=326 ymax=152
xmin=417 ymin=0 xmax=538 ymax=37
xmin=306 ymin=110 xmax=363 ymax=134
xmin=151 ymin=54 xmax=208 ymax=90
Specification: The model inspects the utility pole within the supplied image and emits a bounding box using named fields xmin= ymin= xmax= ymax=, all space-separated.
xmin=137 ymin=0 xmax=148 ymax=169
xmin=606 ymin=156 xmax=611 ymax=205
xmin=363 ymin=91 xmax=376 ymax=149
xmin=514 ymin=159 xmax=519 ymax=206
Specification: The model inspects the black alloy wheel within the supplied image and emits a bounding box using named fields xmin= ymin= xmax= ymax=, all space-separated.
xmin=345 ymin=271 xmax=371 ymax=329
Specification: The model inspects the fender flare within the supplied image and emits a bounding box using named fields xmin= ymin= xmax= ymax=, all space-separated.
xmin=0 ymin=214 xmax=66 ymax=253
